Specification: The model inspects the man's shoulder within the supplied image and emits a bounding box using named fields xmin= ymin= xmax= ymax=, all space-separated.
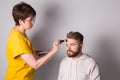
xmin=80 ymin=54 xmax=97 ymax=65
xmin=61 ymin=57 xmax=68 ymax=61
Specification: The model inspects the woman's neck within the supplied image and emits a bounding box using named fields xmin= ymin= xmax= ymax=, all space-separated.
xmin=14 ymin=25 xmax=25 ymax=33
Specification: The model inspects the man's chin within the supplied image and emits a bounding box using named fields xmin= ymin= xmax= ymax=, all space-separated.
xmin=67 ymin=52 xmax=80 ymax=57
xmin=67 ymin=52 xmax=74 ymax=57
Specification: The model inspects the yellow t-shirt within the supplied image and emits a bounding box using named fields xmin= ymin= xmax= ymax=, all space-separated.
xmin=5 ymin=28 xmax=36 ymax=80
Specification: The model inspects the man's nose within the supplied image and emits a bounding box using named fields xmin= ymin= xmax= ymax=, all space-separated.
xmin=67 ymin=46 xmax=71 ymax=50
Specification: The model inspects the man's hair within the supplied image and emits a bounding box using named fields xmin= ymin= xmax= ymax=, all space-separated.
xmin=12 ymin=2 xmax=36 ymax=25
xmin=67 ymin=31 xmax=84 ymax=44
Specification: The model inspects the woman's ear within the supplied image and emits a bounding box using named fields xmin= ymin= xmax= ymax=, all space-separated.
xmin=19 ymin=19 xmax=24 ymax=26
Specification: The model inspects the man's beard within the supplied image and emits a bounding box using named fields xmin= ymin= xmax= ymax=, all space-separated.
xmin=67 ymin=48 xmax=80 ymax=57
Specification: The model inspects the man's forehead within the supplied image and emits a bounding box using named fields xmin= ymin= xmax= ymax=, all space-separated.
xmin=66 ymin=38 xmax=78 ymax=43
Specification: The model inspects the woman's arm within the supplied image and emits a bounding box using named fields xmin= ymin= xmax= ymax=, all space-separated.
xmin=21 ymin=40 xmax=60 ymax=70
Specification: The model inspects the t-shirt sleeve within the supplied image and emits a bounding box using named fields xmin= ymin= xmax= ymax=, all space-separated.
xmin=13 ymin=36 xmax=34 ymax=58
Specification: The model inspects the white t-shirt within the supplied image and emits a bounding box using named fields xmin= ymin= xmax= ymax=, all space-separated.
xmin=58 ymin=54 xmax=100 ymax=80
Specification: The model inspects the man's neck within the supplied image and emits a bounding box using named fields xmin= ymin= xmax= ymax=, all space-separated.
xmin=72 ymin=52 xmax=83 ymax=60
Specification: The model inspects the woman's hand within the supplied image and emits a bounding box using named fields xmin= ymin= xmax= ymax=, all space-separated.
xmin=52 ymin=40 xmax=61 ymax=53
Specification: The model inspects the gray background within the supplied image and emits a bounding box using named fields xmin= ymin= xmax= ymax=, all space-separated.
xmin=0 ymin=0 xmax=120 ymax=80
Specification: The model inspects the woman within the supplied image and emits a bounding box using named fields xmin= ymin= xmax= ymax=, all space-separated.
xmin=5 ymin=2 xmax=60 ymax=80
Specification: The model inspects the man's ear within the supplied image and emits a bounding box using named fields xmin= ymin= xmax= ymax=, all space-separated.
xmin=79 ymin=44 xmax=83 ymax=48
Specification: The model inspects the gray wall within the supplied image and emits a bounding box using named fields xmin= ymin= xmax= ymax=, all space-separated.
xmin=0 ymin=0 xmax=120 ymax=80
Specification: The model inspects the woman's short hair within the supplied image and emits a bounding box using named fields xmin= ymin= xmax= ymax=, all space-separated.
xmin=12 ymin=2 xmax=36 ymax=25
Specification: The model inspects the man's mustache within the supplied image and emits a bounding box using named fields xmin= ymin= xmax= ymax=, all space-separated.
xmin=67 ymin=50 xmax=74 ymax=53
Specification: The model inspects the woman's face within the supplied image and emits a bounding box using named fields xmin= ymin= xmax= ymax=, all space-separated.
xmin=20 ymin=16 xmax=35 ymax=30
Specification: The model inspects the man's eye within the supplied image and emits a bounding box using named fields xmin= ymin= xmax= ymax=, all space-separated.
xmin=71 ymin=44 xmax=75 ymax=46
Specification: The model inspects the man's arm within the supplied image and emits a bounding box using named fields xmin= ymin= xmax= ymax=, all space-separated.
xmin=90 ymin=64 xmax=100 ymax=80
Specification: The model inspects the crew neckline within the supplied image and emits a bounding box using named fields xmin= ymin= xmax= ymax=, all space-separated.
xmin=12 ymin=28 xmax=27 ymax=37
xmin=67 ymin=54 xmax=90 ymax=61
